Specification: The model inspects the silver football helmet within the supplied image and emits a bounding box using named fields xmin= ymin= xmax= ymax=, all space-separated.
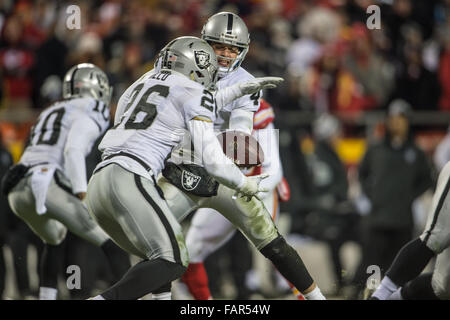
xmin=201 ymin=12 xmax=250 ymax=76
xmin=62 ymin=63 xmax=113 ymax=106
xmin=159 ymin=36 xmax=219 ymax=89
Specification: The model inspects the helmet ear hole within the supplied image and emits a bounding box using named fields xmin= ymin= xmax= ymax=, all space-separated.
xmin=195 ymin=71 xmax=204 ymax=78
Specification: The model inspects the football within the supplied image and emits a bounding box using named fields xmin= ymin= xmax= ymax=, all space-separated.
xmin=216 ymin=130 xmax=264 ymax=168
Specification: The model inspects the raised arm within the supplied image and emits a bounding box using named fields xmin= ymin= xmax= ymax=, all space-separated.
xmin=215 ymin=77 xmax=283 ymax=111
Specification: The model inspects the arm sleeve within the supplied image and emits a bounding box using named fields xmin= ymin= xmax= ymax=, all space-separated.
xmin=255 ymin=123 xmax=283 ymax=191
xmin=215 ymin=84 xmax=245 ymax=111
xmin=64 ymin=115 xmax=103 ymax=194
xmin=229 ymin=109 xmax=254 ymax=134
xmin=183 ymin=87 xmax=216 ymax=123
xmin=188 ymin=119 xmax=245 ymax=190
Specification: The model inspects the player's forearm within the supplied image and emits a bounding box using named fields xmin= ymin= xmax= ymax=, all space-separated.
xmin=215 ymin=77 xmax=283 ymax=111
xmin=215 ymin=84 xmax=243 ymax=111
xmin=64 ymin=148 xmax=88 ymax=194
xmin=229 ymin=109 xmax=253 ymax=134
xmin=64 ymin=117 xmax=101 ymax=194
xmin=203 ymin=150 xmax=246 ymax=189
xmin=189 ymin=119 xmax=245 ymax=190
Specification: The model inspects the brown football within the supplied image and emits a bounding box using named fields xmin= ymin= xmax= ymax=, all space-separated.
xmin=216 ymin=130 xmax=264 ymax=168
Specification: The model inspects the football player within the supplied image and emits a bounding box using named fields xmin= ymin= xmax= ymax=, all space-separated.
xmin=181 ymin=98 xmax=306 ymax=300
xmin=370 ymin=163 xmax=450 ymax=300
xmin=85 ymin=37 xmax=282 ymax=300
xmin=157 ymin=12 xmax=325 ymax=300
xmin=2 ymin=63 xmax=131 ymax=300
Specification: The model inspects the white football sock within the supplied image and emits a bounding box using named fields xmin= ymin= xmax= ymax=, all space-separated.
xmin=388 ymin=288 xmax=404 ymax=300
xmin=372 ymin=276 xmax=399 ymax=300
xmin=39 ymin=287 xmax=58 ymax=300
xmin=152 ymin=292 xmax=172 ymax=300
xmin=304 ymin=287 xmax=326 ymax=300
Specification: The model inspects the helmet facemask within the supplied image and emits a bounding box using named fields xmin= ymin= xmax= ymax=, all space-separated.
xmin=201 ymin=12 xmax=250 ymax=78
xmin=213 ymin=45 xmax=248 ymax=78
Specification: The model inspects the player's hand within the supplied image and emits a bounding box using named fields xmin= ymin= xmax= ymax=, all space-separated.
xmin=76 ymin=192 xmax=86 ymax=200
xmin=238 ymin=77 xmax=284 ymax=95
xmin=234 ymin=173 xmax=269 ymax=202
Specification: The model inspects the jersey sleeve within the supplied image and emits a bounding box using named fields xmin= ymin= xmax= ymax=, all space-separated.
xmin=64 ymin=112 xmax=105 ymax=194
xmin=181 ymin=86 xmax=216 ymax=124
xmin=232 ymin=89 xmax=262 ymax=113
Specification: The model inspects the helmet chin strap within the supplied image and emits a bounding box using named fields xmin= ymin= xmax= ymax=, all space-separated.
xmin=216 ymin=55 xmax=238 ymax=78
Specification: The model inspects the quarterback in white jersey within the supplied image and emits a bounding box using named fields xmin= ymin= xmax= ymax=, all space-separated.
xmin=3 ymin=63 xmax=130 ymax=300
xmin=85 ymin=37 xmax=277 ymax=300
xmin=157 ymin=12 xmax=325 ymax=300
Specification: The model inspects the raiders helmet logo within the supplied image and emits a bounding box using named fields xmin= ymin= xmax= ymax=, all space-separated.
xmin=194 ymin=50 xmax=210 ymax=69
xmin=181 ymin=170 xmax=202 ymax=191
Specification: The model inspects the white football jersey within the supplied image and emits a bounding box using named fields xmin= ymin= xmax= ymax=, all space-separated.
xmin=214 ymin=67 xmax=262 ymax=131
xmin=20 ymin=97 xmax=110 ymax=170
xmin=170 ymin=67 xmax=262 ymax=166
xmin=98 ymin=70 xmax=217 ymax=178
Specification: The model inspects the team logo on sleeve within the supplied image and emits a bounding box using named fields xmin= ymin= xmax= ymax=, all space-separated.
xmin=181 ymin=170 xmax=201 ymax=191
xmin=194 ymin=50 xmax=210 ymax=69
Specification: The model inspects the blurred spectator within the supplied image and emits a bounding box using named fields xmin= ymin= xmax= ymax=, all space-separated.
xmin=341 ymin=22 xmax=395 ymax=110
xmin=350 ymin=99 xmax=433 ymax=298
xmin=300 ymin=40 xmax=380 ymax=113
xmin=286 ymin=6 xmax=341 ymax=78
xmin=0 ymin=14 xmax=35 ymax=111
xmin=33 ymin=23 xmax=67 ymax=108
xmin=389 ymin=23 xmax=440 ymax=110
xmin=438 ymin=23 xmax=450 ymax=111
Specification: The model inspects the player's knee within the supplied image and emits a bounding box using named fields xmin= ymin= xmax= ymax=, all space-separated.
xmin=45 ymin=226 xmax=67 ymax=246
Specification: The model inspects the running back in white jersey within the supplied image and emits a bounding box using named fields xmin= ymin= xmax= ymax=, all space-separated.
xmin=20 ymin=97 xmax=110 ymax=170
xmin=98 ymin=70 xmax=217 ymax=177
xmin=214 ymin=67 xmax=262 ymax=131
